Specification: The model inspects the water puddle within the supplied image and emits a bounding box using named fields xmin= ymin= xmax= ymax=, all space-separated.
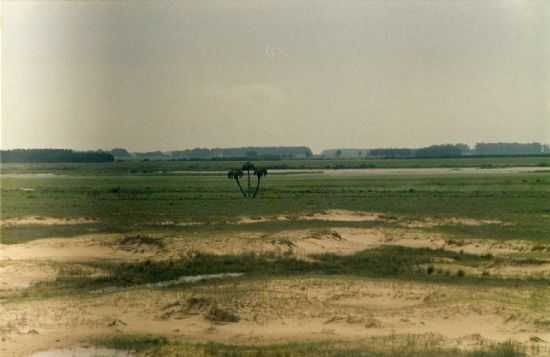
xmin=31 ymin=347 xmax=132 ymax=356
xmin=145 ymin=272 xmax=244 ymax=288
xmin=92 ymin=272 xmax=244 ymax=294
xmin=1 ymin=173 xmax=63 ymax=178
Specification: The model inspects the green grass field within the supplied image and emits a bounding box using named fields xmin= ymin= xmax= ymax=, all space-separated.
xmin=2 ymin=161 xmax=549 ymax=243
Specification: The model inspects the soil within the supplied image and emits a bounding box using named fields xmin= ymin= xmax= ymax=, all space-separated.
xmin=1 ymin=212 xmax=549 ymax=356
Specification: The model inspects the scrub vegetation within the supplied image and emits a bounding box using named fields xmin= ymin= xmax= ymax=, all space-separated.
xmin=1 ymin=158 xmax=549 ymax=356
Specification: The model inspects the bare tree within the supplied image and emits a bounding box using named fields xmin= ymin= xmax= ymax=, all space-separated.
xmin=241 ymin=161 xmax=256 ymax=196
xmin=252 ymin=167 xmax=268 ymax=198
xmin=227 ymin=168 xmax=247 ymax=198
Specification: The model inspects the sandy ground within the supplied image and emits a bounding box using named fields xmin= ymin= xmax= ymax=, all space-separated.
xmin=2 ymin=277 xmax=550 ymax=356
xmin=1 ymin=212 xmax=550 ymax=356
xmin=1 ymin=224 xmax=548 ymax=293
xmin=236 ymin=209 xmax=511 ymax=228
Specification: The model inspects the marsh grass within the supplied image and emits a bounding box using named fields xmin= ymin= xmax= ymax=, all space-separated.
xmin=91 ymin=335 xmax=167 ymax=352
xmin=53 ymin=246 xmax=487 ymax=287
xmin=91 ymin=335 xmax=526 ymax=357
xmin=21 ymin=246 xmax=545 ymax=301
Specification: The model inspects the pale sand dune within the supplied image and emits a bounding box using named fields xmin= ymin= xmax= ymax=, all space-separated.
xmin=1 ymin=214 xmax=548 ymax=356
xmin=2 ymin=278 xmax=549 ymax=356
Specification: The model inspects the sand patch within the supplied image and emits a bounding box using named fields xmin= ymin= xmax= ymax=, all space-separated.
xmin=487 ymin=262 xmax=550 ymax=279
xmin=235 ymin=210 xmax=509 ymax=229
xmin=0 ymin=235 xmax=140 ymax=262
xmin=0 ymin=216 xmax=96 ymax=228
xmin=332 ymin=227 xmax=530 ymax=256
xmin=288 ymin=229 xmax=383 ymax=256
xmin=328 ymin=287 xmax=424 ymax=311
xmin=403 ymin=217 xmax=507 ymax=228
xmin=0 ymin=226 xmax=534 ymax=269
xmin=237 ymin=216 xmax=289 ymax=224
xmin=271 ymin=226 xmax=519 ymax=258
xmin=426 ymin=261 xmax=550 ymax=280
xmin=301 ymin=210 xmax=385 ymax=222
xmin=0 ymin=261 xmax=58 ymax=290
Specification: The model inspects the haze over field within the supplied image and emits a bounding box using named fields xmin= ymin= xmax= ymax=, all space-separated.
xmin=1 ymin=0 xmax=549 ymax=152
xmin=3 ymin=4 xmax=550 ymax=355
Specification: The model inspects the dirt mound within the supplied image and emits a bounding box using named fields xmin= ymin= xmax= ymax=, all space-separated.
xmin=324 ymin=314 xmax=382 ymax=328
xmin=206 ymin=306 xmax=240 ymax=323
xmin=159 ymin=297 xmax=239 ymax=323
xmin=309 ymin=230 xmax=344 ymax=241
xmin=160 ymin=297 xmax=212 ymax=319
xmin=114 ymin=235 xmax=165 ymax=253
xmin=285 ymin=229 xmax=383 ymax=256
xmin=364 ymin=317 xmax=383 ymax=329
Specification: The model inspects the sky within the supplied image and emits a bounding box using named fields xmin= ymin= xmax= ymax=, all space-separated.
xmin=1 ymin=0 xmax=549 ymax=153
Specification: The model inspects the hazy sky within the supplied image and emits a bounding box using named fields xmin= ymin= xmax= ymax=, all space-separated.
xmin=2 ymin=0 xmax=549 ymax=153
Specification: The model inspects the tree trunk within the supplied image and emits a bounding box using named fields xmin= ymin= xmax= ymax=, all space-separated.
xmin=235 ymin=178 xmax=247 ymax=198
xmin=253 ymin=177 xmax=261 ymax=198
xmin=247 ymin=170 xmax=251 ymax=195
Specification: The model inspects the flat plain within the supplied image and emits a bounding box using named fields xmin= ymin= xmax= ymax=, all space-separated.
xmin=1 ymin=158 xmax=550 ymax=356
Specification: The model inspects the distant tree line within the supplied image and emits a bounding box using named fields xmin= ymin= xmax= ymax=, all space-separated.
xmin=110 ymin=148 xmax=131 ymax=158
xmin=322 ymin=142 xmax=550 ymax=159
xmin=322 ymin=149 xmax=369 ymax=158
xmin=335 ymin=145 xmax=468 ymax=159
xmin=111 ymin=146 xmax=313 ymax=161
xmin=172 ymin=146 xmax=313 ymax=160
xmin=0 ymin=149 xmax=114 ymax=163
xmin=474 ymin=142 xmax=548 ymax=156
xmin=368 ymin=148 xmax=416 ymax=158
xmin=5 ymin=143 xmax=545 ymax=163
xmin=415 ymin=144 xmax=470 ymax=157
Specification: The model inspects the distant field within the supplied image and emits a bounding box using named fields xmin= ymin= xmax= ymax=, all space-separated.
xmin=1 ymin=155 xmax=550 ymax=176
xmin=1 ymin=163 xmax=549 ymax=243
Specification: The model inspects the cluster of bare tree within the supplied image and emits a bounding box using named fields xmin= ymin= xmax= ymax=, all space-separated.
xmin=227 ymin=162 xmax=268 ymax=198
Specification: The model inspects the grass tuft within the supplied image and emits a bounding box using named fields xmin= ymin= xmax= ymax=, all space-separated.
xmin=91 ymin=336 xmax=527 ymax=357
